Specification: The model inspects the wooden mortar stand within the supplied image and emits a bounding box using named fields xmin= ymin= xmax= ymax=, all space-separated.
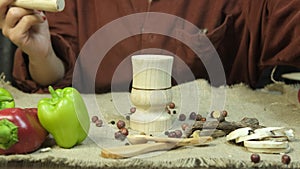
xmin=130 ymin=54 xmax=174 ymax=133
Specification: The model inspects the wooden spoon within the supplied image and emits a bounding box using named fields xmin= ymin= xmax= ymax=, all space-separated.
xmin=127 ymin=135 xmax=211 ymax=146
xmin=101 ymin=136 xmax=212 ymax=159
xmin=127 ymin=135 xmax=181 ymax=144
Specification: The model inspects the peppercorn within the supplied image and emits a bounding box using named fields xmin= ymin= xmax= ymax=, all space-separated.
xmin=114 ymin=131 xmax=125 ymax=140
xmin=120 ymin=128 xmax=129 ymax=136
xmin=91 ymin=115 xmax=99 ymax=123
xmin=178 ymin=114 xmax=186 ymax=121
xmin=189 ymin=112 xmax=197 ymax=120
xmin=95 ymin=119 xmax=103 ymax=127
xmin=181 ymin=123 xmax=189 ymax=131
xmin=250 ymin=153 xmax=260 ymax=163
xmin=195 ymin=114 xmax=202 ymax=121
xmin=174 ymin=130 xmax=183 ymax=138
xmin=281 ymin=154 xmax=291 ymax=165
xmin=168 ymin=131 xmax=176 ymax=138
xmin=200 ymin=117 xmax=206 ymax=122
xmin=130 ymin=107 xmax=136 ymax=114
xmin=169 ymin=102 xmax=175 ymax=109
xmin=116 ymin=120 xmax=126 ymax=129
xmin=221 ymin=110 xmax=228 ymax=117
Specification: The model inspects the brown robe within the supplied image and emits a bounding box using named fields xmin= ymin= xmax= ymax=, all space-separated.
xmin=12 ymin=0 xmax=300 ymax=93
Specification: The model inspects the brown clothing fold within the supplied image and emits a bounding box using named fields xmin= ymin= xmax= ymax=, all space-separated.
xmin=12 ymin=0 xmax=300 ymax=93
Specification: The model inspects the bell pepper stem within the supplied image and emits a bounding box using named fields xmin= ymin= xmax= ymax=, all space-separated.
xmin=0 ymin=119 xmax=18 ymax=150
xmin=48 ymin=86 xmax=59 ymax=98
xmin=0 ymin=96 xmax=14 ymax=102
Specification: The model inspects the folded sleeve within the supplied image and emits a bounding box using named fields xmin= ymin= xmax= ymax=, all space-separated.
xmin=260 ymin=0 xmax=300 ymax=68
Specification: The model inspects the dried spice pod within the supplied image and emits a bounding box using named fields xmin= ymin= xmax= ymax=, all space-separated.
xmin=185 ymin=117 xmax=264 ymax=138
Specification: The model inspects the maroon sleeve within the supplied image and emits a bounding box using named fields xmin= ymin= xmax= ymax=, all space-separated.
xmin=12 ymin=0 xmax=78 ymax=93
xmin=260 ymin=0 xmax=300 ymax=68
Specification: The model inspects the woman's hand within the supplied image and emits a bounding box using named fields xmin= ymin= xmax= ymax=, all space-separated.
xmin=0 ymin=0 xmax=65 ymax=86
xmin=1 ymin=0 xmax=50 ymax=59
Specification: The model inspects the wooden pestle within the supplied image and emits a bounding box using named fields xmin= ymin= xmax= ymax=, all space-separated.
xmin=11 ymin=0 xmax=65 ymax=12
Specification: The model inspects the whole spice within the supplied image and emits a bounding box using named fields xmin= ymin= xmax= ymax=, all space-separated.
xmin=174 ymin=130 xmax=183 ymax=138
xmin=250 ymin=153 xmax=260 ymax=163
xmin=0 ymin=108 xmax=48 ymax=155
xmin=120 ymin=128 xmax=129 ymax=136
xmin=195 ymin=114 xmax=202 ymax=121
xmin=168 ymin=131 xmax=176 ymax=138
xmin=37 ymin=86 xmax=90 ymax=148
xmin=130 ymin=107 xmax=136 ymax=113
xmin=189 ymin=112 xmax=197 ymax=120
xmin=0 ymin=88 xmax=15 ymax=110
xmin=95 ymin=119 xmax=103 ymax=127
xmin=114 ymin=131 xmax=126 ymax=141
xmin=169 ymin=102 xmax=175 ymax=109
xmin=200 ymin=117 xmax=207 ymax=122
xmin=181 ymin=123 xmax=189 ymax=131
xmin=221 ymin=110 xmax=228 ymax=117
xmin=281 ymin=154 xmax=291 ymax=165
xmin=116 ymin=120 xmax=126 ymax=129
xmin=185 ymin=117 xmax=264 ymax=138
xmin=91 ymin=116 xmax=99 ymax=123
xmin=178 ymin=114 xmax=186 ymax=121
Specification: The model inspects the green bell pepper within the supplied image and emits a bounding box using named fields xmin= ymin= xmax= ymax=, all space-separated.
xmin=37 ymin=86 xmax=90 ymax=148
xmin=0 ymin=87 xmax=15 ymax=110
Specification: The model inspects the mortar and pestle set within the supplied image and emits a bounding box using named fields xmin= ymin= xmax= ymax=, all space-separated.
xmin=9 ymin=0 xmax=212 ymax=158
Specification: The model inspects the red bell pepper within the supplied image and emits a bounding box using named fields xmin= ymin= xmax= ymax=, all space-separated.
xmin=0 ymin=108 xmax=48 ymax=155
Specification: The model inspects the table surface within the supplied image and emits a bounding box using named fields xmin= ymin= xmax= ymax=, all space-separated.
xmin=0 ymin=80 xmax=299 ymax=169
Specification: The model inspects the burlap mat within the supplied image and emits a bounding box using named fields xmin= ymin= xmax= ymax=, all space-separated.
xmin=0 ymin=77 xmax=300 ymax=169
